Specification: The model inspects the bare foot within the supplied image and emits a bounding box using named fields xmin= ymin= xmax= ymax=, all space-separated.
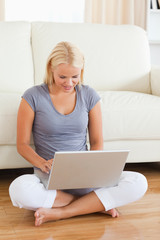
xmin=34 ymin=208 xmax=63 ymax=226
xmin=34 ymin=207 xmax=119 ymax=226
xmin=101 ymin=208 xmax=119 ymax=218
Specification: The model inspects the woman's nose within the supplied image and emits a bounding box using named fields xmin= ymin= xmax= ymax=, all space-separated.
xmin=66 ymin=78 xmax=73 ymax=85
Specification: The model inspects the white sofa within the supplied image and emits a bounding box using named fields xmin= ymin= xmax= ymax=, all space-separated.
xmin=0 ymin=22 xmax=160 ymax=169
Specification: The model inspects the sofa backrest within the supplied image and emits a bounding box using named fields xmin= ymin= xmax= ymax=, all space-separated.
xmin=0 ymin=22 xmax=151 ymax=93
xmin=32 ymin=22 xmax=151 ymax=93
xmin=0 ymin=22 xmax=34 ymax=93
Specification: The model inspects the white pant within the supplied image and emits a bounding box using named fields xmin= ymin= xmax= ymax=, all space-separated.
xmin=9 ymin=171 xmax=148 ymax=211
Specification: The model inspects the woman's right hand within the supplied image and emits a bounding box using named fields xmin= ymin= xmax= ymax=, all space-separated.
xmin=39 ymin=158 xmax=53 ymax=174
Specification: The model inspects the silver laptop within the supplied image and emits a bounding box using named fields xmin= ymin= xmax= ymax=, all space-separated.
xmin=35 ymin=150 xmax=129 ymax=190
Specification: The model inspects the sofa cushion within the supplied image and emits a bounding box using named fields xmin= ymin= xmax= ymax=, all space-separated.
xmin=99 ymin=91 xmax=160 ymax=141
xmin=0 ymin=22 xmax=34 ymax=93
xmin=0 ymin=146 xmax=32 ymax=169
xmin=0 ymin=92 xmax=34 ymax=145
xmin=1 ymin=91 xmax=160 ymax=145
xmin=31 ymin=23 xmax=151 ymax=93
xmin=0 ymin=92 xmax=21 ymax=144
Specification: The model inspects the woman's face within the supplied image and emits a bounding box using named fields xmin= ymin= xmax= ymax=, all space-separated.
xmin=51 ymin=63 xmax=81 ymax=93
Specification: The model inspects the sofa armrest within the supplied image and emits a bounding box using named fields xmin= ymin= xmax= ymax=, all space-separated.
xmin=150 ymin=65 xmax=160 ymax=97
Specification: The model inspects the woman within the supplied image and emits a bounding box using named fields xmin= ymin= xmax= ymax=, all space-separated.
xmin=9 ymin=42 xmax=148 ymax=226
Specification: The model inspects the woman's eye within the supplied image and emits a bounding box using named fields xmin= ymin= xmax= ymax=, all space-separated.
xmin=60 ymin=76 xmax=66 ymax=79
xmin=73 ymin=75 xmax=78 ymax=78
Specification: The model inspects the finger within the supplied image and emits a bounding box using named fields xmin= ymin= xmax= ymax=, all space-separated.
xmin=42 ymin=165 xmax=50 ymax=174
xmin=47 ymin=162 xmax=53 ymax=170
xmin=43 ymin=168 xmax=49 ymax=174
xmin=46 ymin=164 xmax=52 ymax=172
xmin=44 ymin=168 xmax=50 ymax=174
xmin=48 ymin=159 xmax=53 ymax=164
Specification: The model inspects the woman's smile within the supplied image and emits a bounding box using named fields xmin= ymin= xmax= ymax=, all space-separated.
xmin=63 ymin=85 xmax=73 ymax=91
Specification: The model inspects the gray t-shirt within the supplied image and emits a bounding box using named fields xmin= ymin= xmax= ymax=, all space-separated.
xmin=23 ymin=83 xmax=100 ymax=160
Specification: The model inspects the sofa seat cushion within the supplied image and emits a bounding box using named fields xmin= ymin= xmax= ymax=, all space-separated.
xmin=1 ymin=91 xmax=160 ymax=145
xmin=0 ymin=92 xmax=35 ymax=145
xmin=99 ymin=91 xmax=160 ymax=141
xmin=0 ymin=92 xmax=22 ymax=144
xmin=0 ymin=146 xmax=32 ymax=169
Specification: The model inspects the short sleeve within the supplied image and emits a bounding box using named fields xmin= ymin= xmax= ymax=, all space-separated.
xmin=83 ymin=85 xmax=101 ymax=112
xmin=22 ymin=86 xmax=37 ymax=112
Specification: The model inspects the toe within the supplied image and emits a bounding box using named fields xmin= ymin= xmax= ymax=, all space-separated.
xmin=112 ymin=209 xmax=119 ymax=218
xmin=34 ymin=210 xmax=39 ymax=218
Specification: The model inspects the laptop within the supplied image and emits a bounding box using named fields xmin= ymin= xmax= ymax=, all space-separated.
xmin=34 ymin=150 xmax=129 ymax=190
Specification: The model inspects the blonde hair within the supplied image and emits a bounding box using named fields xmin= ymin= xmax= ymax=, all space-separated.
xmin=44 ymin=41 xmax=84 ymax=86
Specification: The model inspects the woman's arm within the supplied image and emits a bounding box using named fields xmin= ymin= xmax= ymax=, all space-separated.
xmin=17 ymin=98 xmax=53 ymax=173
xmin=88 ymin=101 xmax=103 ymax=150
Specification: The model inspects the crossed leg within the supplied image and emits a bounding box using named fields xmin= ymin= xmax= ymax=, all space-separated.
xmin=9 ymin=171 xmax=147 ymax=226
xmin=34 ymin=190 xmax=119 ymax=226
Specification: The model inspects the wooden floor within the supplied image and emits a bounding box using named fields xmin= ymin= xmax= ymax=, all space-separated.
xmin=0 ymin=163 xmax=160 ymax=240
